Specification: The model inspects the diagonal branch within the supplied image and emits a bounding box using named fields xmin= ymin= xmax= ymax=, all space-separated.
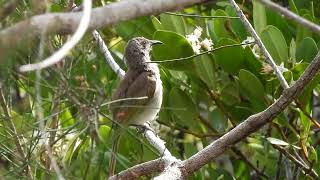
xmin=112 ymin=52 xmax=320 ymax=179
xmin=0 ymin=0 xmax=207 ymax=60
xmin=257 ymin=0 xmax=320 ymax=34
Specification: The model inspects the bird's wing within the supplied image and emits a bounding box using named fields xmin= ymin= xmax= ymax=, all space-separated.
xmin=110 ymin=71 xmax=157 ymax=124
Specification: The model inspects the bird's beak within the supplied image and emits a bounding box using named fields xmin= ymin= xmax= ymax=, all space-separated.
xmin=150 ymin=40 xmax=163 ymax=45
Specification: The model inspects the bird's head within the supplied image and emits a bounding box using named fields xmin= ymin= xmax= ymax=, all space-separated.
xmin=124 ymin=37 xmax=162 ymax=69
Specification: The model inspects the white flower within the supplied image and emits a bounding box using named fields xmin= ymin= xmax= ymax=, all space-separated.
xmin=186 ymin=34 xmax=201 ymax=54
xmin=277 ymin=62 xmax=289 ymax=74
xmin=193 ymin=26 xmax=203 ymax=38
xmin=252 ymin=44 xmax=262 ymax=58
xmin=186 ymin=34 xmax=199 ymax=44
xmin=242 ymin=36 xmax=255 ymax=48
xmin=200 ymin=38 xmax=213 ymax=51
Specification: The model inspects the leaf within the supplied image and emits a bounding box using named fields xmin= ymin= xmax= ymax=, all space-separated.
xmin=214 ymin=38 xmax=245 ymax=74
xmin=220 ymin=83 xmax=241 ymax=106
xmin=289 ymin=0 xmax=299 ymax=14
xmin=115 ymin=16 xmax=156 ymax=41
xmin=208 ymin=107 xmax=227 ymax=133
xmin=98 ymin=125 xmax=111 ymax=144
xmin=239 ymin=69 xmax=266 ymax=111
xmin=266 ymin=137 xmax=289 ymax=146
xmin=225 ymin=6 xmax=248 ymax=40
xmin=253 ymin=0 xmax=267 ymax=35
xmin=194 ymin=54 xmax=216 ymax=89
xmin=289 ymin=39 xmax=296 ymax=62
xmin=168 ymin=87 xmax=198 ymax=124
xmin=261 ymin=25 xmax=288 ymax=64
xmin=151 ymin=16 xmax=163 ymax=30
xmin=152 ymin=30 xmax=195 ymax=71
xmin=159 ymin=14 xmax=187 ymax=35
xmin=243 ymin=47 xmax=263 ymax=79
xmin=296 ymin=37 xmax=318 ymax=63
xmin=212 ymin=9 xmax=234 ymax=40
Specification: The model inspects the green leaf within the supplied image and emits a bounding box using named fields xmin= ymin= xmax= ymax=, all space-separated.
xmin=225 ymin=6 xmax=248 ymax=40
xmin=289 ymin=39 xmax=296 ymax=62
xmin=289 ymin=0 xmax=299 ymax=14
xmin=159 ymin=14 xmax=187 ymax=35
xmin=152 ymin=30 xmax=195 ymax=71
xmin=266 ymin=137 xmax=289 ymax=146
xmin=220 ymin=83 xmax=241 ymax=106
xmin=239 ymin=69 xmax=266 ymax=111
xmin=261 ymin=25 xmax=288 ymax=64
xmin=214 ymin=38 xmax=245 ymax=74
xmin=253 ymin=0 xmax=267 ymax=35
xmin=98 ymin=125 xmax=111 ymax=144
xmin=243 ymin=47 xmax=263 ymax=79
xmin=296 ymin=37 xmax=318 ymax=63
xmin=194 ymin=54 xmax=216 ymax=89
xmin=59 ymin=103 xmax=75 ymax=128
xmin=212 ymin=9 xmax=234 ymax=40
xmin=168 ymin=87 xmax=198 ymax=124
xmin=115 ymin=16 xmax=156 ymax=41
xmin=208 ymin=107 xmax=227 ymax=133
xmin=296 ymin=14 xmax=313 ymax=43
xmin=151 ymin=16 xmax=163 ymax=30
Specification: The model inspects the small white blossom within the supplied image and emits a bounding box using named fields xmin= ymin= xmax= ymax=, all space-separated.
xmin=193 ymin=26 xmax=203 ymax=38
xmin=242 ymin=36 xmax=255 ymax=48
xmin=186 ymin=34 xmax=199 ymax=44
xmin=277 ymin=62 xmax=289 ymax=74
xmin=252 ymin=44 xmax=262 ymax=58
xmin=186 ymin=34 xmax=201 ymax=54
xmin=200 ymin=38 xmax=213 ymax=51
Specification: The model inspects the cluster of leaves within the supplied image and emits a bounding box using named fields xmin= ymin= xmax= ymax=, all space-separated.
xmin=0 ymin=0 xmax=319 ymax=179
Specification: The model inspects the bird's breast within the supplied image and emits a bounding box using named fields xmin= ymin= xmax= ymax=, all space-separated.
xmin=130 ymin=70 xmax=163 ymax=125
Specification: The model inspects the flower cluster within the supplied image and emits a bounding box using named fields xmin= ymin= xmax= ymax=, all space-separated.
xmin=186 ymin=26 xmax=213 ymax=54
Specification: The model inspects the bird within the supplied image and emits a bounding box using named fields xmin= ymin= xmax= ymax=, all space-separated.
xmin=108 ymin=37 xmax=163 ymax=177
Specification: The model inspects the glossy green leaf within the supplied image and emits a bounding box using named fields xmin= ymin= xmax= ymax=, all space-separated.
xmin=289 ymin=39 xmax=296 ymax=62
xmin=261 ymin=25 xmax=288 ymax=64
xmin=296 ymin=37 xmax=318 ymax=63
xmin=212 ymin=9 xmax=234 ymax=40
xmin=115 ymin=16 xmax=156 ymax=41
xmin=239 ymin=69 xmax=266 ymax=111
xmin=220 ymin=83 xmax=241 ymax=106
xmin=208 ymin=107 xmax=227 ymax=133
xmin=194 ymin=54 xmax=216 ymax=89
xmin=151 ymin=16 xmax=163 ymax=30
xmin=98 ymin=125 xmax=111 ymax=144
xmin=225 ymin=6 xmax=248 ymax=40
xmin=289 ymin=0 xmax=299 ymax=14
xmin=253 ymin=0 xmax=267 ymax=35
xmin=214 ymin=38 xmax=245 ymax=74
xmin=168 ymin=87 xmax=198 ymax=124
xmin=159 ymin=14 xmax=187 ymax=35
xmin=152 ymin=30 xmax=195 ymax=71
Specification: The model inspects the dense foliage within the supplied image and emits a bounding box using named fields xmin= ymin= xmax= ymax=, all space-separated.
xmin=0 ymin=0 xmax=319 ymax=179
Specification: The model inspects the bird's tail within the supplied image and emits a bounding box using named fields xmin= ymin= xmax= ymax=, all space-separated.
xmin=108 ymin=132 xmax=121 ymax=177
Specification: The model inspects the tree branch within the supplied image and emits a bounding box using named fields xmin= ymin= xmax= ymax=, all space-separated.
xmin=182 ymin=52 xmax=320 ymax=175
xmin=0 ymin=0 xmax=206 ymax=59
xmin=257 ymin=0 xmax=320 ymax=34
xmin=114 ymin=52 xmax=320 ymax=179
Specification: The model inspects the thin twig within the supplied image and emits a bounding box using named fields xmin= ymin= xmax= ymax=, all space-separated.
xmin=92 ymin=30 xmax=125 ymax=78
xmin=229 ymin=0 xmax=289 ymax=89
xmin=18 ymin=0 xmax=92 ymax=72
xmin=0 ymin=87 xmax=33 ymax=179
xmin=165 ymin=12 xmax=240 ymax=19
xmin=257 ymin=0 xmax=320 ymax=34
xmin=272 ymin=144 xmax=318 ymax=179
xmin=149 ymin=42 xmax=254 ymax=63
